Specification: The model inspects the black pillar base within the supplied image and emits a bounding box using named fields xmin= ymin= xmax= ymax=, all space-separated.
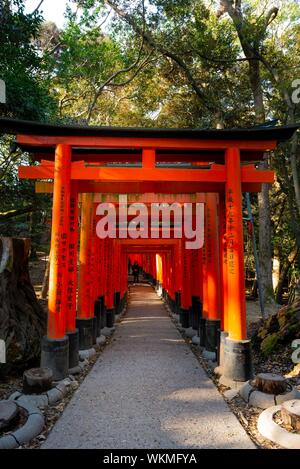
xmin=40 ymin=336 xmax=69 ymax=381
xmin=92 ymin=316 xmax=97 ymax=344
xmin=175 ymin=291 xmax=181 ymax=315
xmin=101 ymin=305 xmax=107 ymax=329
xmin=192 ymin=296 xmax=202 ymax=331
xmin=222 ymin=337 xmax=254 ymax=382
xmin=169 ymin=297 xmax=176 ymax=313
xmin=76 ymin=318 xmax=94 ymax=350
xmin=114 ymin=291 xmax=121 ymax=315
xmin=106 ymin=308 xmax=115 ymax=328
xmin=179 ymin=308 xmax=189 ymax=328
xmin=94 ymin=299 xmax=102 ymax=337
xmin=67 ymin=329 xmax=79 ymax=369
xmin=188 ymin=307 xmax=193 ymax=328
xmin=205 ymin=319 xmax=221 ymax=353
xmin=98 ymin=296 xmax=106 ymax=329
xmin=199 ymin=318 xmax=206 ymax=346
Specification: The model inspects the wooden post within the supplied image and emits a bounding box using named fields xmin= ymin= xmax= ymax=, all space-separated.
xmin=106 ymin=238 xmax=115 ymax=327
xmin=204 ymin=193 xmax=221 ymax=357
xmin=180 ymin=243 xmax=190 ymax=328
xmin=77 ymin=193 xmax=95 ymax=349
xmin=221 ymin=147 xmax=253 ymax=384
xmin=66 ymin=181 xmax=78 ymax=334
xmin=66 ymin=181 xmax=79 ymax=369
xmin=41 ymin=144 xmax=71 ymax=380
xmin=225 ymin=150 xmax=247 ymax=341
xmin=218 ymin=193 xmax=229 ymax=371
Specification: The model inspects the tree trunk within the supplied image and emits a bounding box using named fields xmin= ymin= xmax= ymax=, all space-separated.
xmin=289 ymin=131 xmax=300 ymax=218
xmin=219 ymin=1 xmax=275 ymax=306
xmin=258 ymin=160 xmax=274 ymax=305
xmin=275 ymin=247 xmax=298 ymax=304
xmin=0 ymin=237 xmax=46 ymax=375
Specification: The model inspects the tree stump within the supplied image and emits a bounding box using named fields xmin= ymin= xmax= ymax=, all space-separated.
xmin=255 ymin=373 xmax=287 ymax=395
xmin=23 ymin=367 xmax=53 ymax=394
xmin=0 ymin=237 xmax=46 ymax=375
xmin=281 ymin=400 xmax=300 ymax=433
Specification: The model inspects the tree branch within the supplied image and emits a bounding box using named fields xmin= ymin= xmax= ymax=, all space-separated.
xmin=86 ymin=33 xmax=148 ymax=122
xmin=265 ymin=7 xmax=279 ymax=28
xmin=105 ymin=0 xmax=216 ymax=112
xmin=31 ymin=0 xmax=45 ymax=15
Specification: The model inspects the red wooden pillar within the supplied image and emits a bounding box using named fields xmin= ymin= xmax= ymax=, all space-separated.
xmin=41 ymin=144 xmax=71 ymax=380
xmin=92 ymin=229 xmax=104 ymax=338
xmin=205 ymin=193 xmax=221 ymax=356
xmin=120 ymin=248 xmax=127 ymax=306
xmin=167 ymin=251 xmax=175 ymax=302
xmin=222 ymin=147 xmax=253 ymax=384
xmin=202 ymin=217 xmax=208 ymax=321
xmin=180 ymin=242 xmax=191 ymax=328
xmin=77 ymin=193 xmax=95 ymax=349
xmin=217 ymin=193 xmax=229 ymax=371
xmin=97 ymin=237 xmax=105 ymax=298
xmin=174 ymin=239 xmax=182 ymax=315
xmin=90 ymin=204 xmax=99 ymax=310
xmin=114 ymin=239 xmax=121 ymax=316
xmin=105 ymin=238 xmax=115 ymax=327
xmin=162 ymin=252 xmax=167 ymax=296
xmin=190 ymin=246 xmax=202 ymax=333
xmin=66 ymin=181 xmax=80 ymax=369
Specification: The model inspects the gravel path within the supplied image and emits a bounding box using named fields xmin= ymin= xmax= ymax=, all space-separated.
xmin=42 ymin=285 xmax=255 ymax=449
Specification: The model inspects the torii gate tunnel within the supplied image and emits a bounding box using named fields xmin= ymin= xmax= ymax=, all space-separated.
xmin=1 ymin=118 xmax=298 ymax=385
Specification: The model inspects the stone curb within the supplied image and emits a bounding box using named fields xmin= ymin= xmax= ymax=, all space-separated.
xmin=219 ymin=375 xmax=245 ymax=390
xmin=8 ymin=379 xmax=72 ymax=409
xmin=0 ymin=400 xmax=44 ymax=449
xmin=192 ymin=335 xmax=200 ymax=345
xmin=96 ymin=335 xmax=107 ymax=346
xmin=257 ymin=403 xmax=300 ymax=449
xmin=68 ymin=365 xmax=81 ymax=375
xmin=202 ymin=349 xmax=217 ymax=361
xmin=239 ymin=381 xmax=300 ymax=409
xmin=101 ymin=327 xmax=115 ymax=337
xmin=115 ymin=305 xmax=127 ymax=323
xmin=79 ymin=348 xmax=97 ymax=360
xmin=184 ymin=327 xmax=198 ymax=338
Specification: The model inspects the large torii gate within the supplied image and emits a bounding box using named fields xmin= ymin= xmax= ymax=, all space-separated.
xmin=0 ymin=118 xmax=298 ymax=386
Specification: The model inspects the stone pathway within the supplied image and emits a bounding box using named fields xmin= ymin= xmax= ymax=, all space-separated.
xmin=43 ymin=285 xmax=255 ymax=449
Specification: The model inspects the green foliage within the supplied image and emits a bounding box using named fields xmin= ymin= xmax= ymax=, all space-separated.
xmin=0 ymin=0 xmax=58 ymax=120
xmin=0 ymin=0 xmax=55 ymax=241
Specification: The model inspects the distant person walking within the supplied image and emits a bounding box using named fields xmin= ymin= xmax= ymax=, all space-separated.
xmin=132 ymin=261 xmax=140 ymax=284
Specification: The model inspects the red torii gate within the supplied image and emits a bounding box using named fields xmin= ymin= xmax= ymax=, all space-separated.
xmin=0 ymin=117 xmax=298 ymax=385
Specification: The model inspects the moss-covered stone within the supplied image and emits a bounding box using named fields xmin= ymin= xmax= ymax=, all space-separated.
xmin=253 ymin=300 xmax=300 ymax=356
xmin=260 ymin=333 xmax=280 ymax=356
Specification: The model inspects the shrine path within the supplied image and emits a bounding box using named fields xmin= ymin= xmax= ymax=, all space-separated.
xmin=42 ymin=284 xmax=254 ymax=449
